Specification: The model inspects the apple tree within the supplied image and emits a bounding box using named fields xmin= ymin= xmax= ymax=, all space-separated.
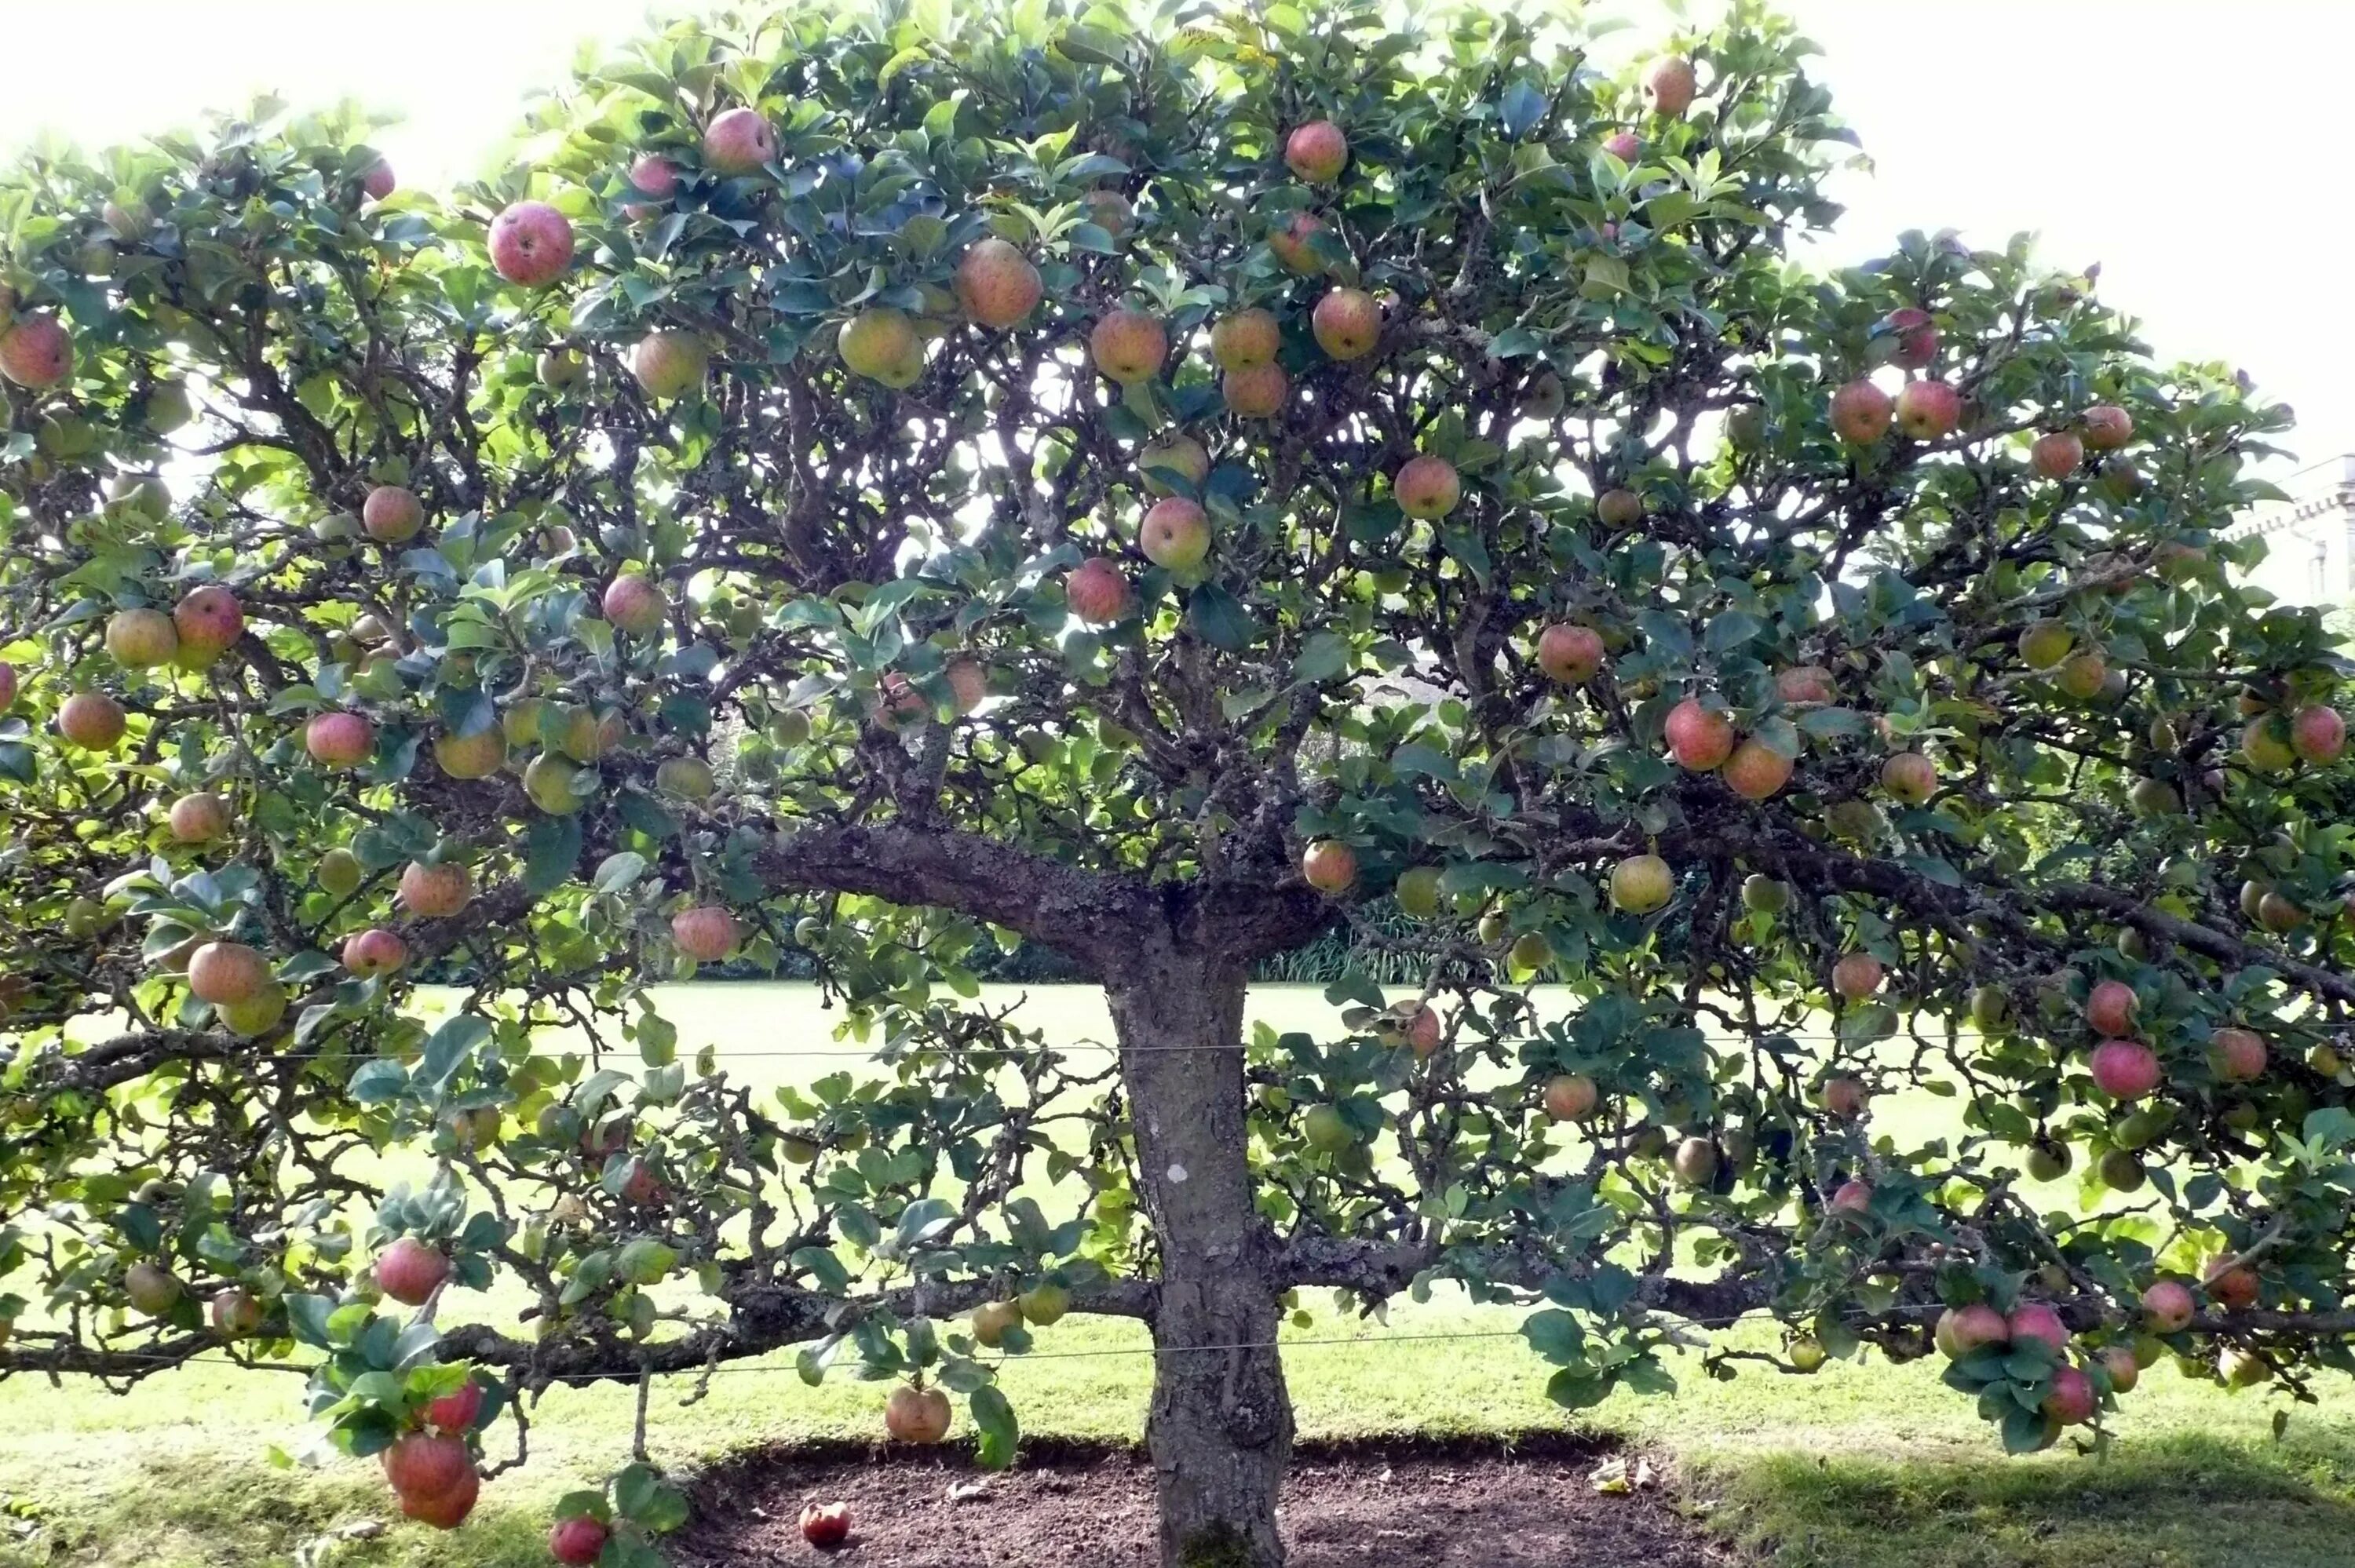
xmin=2 ymin=2 xmax=2352 ymax=1565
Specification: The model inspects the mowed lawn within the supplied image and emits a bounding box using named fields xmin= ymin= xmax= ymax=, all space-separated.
xmin=2 ymin=983 xmax=2352 ymax=1568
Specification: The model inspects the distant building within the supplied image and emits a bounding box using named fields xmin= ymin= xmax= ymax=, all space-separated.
xmin=2232 ymin=454 xmax=2355 ymax=610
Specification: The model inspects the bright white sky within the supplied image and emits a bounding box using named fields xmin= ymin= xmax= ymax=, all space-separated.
xmin=1 ymin=1 xmax=2346 ymax=478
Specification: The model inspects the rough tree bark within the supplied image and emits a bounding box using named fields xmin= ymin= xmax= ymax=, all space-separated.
xmin=1109 ymin=931 xmax=1293 ymax=1568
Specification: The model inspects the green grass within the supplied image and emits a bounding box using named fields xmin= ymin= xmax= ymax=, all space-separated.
xmin=2 ymin=984 xmax=2350 ymax=1567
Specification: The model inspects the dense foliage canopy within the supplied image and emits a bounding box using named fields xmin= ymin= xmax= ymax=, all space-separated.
xmin=1 ymin=2 xmax=2350 ymax=1563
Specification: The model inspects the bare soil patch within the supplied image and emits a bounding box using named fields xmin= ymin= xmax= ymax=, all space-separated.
xmin=675 ymin=1431 xmax=1737 ymax=1567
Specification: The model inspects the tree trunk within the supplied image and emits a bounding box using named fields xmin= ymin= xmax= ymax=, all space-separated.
xmin=1108 ymin=943 xmax=1291 ymax=1568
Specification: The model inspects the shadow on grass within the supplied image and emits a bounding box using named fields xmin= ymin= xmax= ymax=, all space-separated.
xmin=1691 ymin=1428 xmax=2355 ymax=1568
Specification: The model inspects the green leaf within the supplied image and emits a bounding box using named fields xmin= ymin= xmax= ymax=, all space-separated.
xmin=523 ymin=815 xmax=582 ymax=895
xmin=1187 ymin=583 xmax=1259 ymax=651
xmin=968 ymin=1384 xmax=1020 ymax=1469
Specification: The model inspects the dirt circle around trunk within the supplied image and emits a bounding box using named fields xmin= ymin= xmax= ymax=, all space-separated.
xmin=674 ymin=1431 xmax=1734 ymax=1568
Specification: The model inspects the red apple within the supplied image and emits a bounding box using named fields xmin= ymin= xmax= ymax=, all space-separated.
xmin=1067 ymin=557 xmax=1130 ymax=624
xmin=168 ymin=791 xmax=232 ymax=844
xmin=487 ymin=201 xmax=575 ymax=287
xmin=58 ymin=691 xmax=127 ymax=749
xmin=628 ymin=153 xmax=681 ymax=199
xmin=2085 ymin=979 xmax=2138 ymax=1037
xmin=376 ymin=1237 xmax=451 ymax=1306
xmin=1302 ymin=839 xmax=1356 ymax=894
xmin=210 ymin=1286 xmax=264 ymax=1336
xmin=361 ymin=160 xmax=396 ymax=201
xmin=0 ymin=312 xmax=73 ymax=389
xmin=1894 ymin=378 xmax=1960 ymax=441
xmin=2205 ymin=1259 xmax=2259 ymax=1310
xmin=1775 ymin=665 xmax=1836 ymax=705
xmin=188 ymin=940 xmax=268 ymax=1005
xmin=601 ymin=572 xmax=667 ymax=636
xmin=1283 ymin=120 xmax=1349 ymax=183
xmin=400 ymin=1468 xmax=479 ymax=1530
xmin=1831 ymin=952 xmax=1882 ymax=1001
xmin=398 ymin=860 xmax=473 ymax=919
xmin=1644 ymin=56 xmax=1697 ymax=118
xmin=800 ymin=1501 xmax=853 ymax=1548
xmin=1537 ymin=624 xmax=1605 ymax=684
xmin=671 ymin=906 xmax=739 ymax=962
xmin=2141 ymin=1278 xmax=2195 ymax=1333
xmin=1821 ymin=1075 xmax=1868 ymax=1118
xmin=1394 ymin=454 xmax=1462 ymax=519
xmin=306 ymin=710 xmax=374 ymax=768
xmin=703 ymin=107 xmax=777 ymax=176
xmin=342 ymin=927 xmax=409 ymax=979
xmin=2208 ymin=1026 xmax=2266 ymax=1081
xmin=1829 ymin=378 xmax=1891 ymax=443
xmin=2089 ymin=1038 xmax=2161 ymax=1099
xmin=1139 ymin=497 xmax=1212 ymax=571
xmin=1830 ymin=1178 xmax=1873 ymax=1213
xmin=382 ymin=1431 xmax=471 ymax=1501
xmin=1884 ymin=306 xmax=1938 ymax=368
xmin=1935 ymin=1302 xmax=2008 ymax=1359
xmin=1602 ymin=130 xmax=1641 ymax=162
xmin=2080 ymin=404 xmax=2134 ymax=450
xmin=1542 ymin=1073 xmax=1597 ymax=1121
xmin=2290 ymin=704 xmax=2345 ymax=764
xmin=1311 ymin=287 xmax=1382 ymax=360
xmin=2031 ymin=430 xmax=2083 ymax=480
xmin=550 ymin=1516 xmax=609 ymax=1565
xmin=2006 ymin=1301 xmax=2068 ymax=1355
xmin=2042 ymin=1364 xmax=2096 ymax=1425
xmin=1665 ymin=698 xmax=1735 ymax=770
xmin=1722 ymin=738 xmax=1793 ymax=800
xmin=363 ymin=484 xmax=425 ymax=543
xmin=1089 ymin=308 xmax=1167 ymax=383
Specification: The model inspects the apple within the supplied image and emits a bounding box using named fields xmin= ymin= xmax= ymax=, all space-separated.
xmin=105 ymin=607 xmax=178 ymax=668
xmin=1543 ymin=1073 xmax=1598 ymax=1121
xmin=2208 ymin=1026 xmax=2266 ymax=1081
xmin=1894 ymin=378 xmax=1960 ymax=440
xmin=1594 ymin=487 xmax=1644 ymax=527
xmin=0 ymin=313 xmax=73 ymax=388
xmin=1269 ymin=210 xmax=1331 ymax=274
xmin=2006 ymin=1301 xmax=2068 ymax=1355
xmin=1828 ymin=378 xmax=1892 ymax=443
xmin=1724 ymin=401 xmax=1767 ymax=450
xmin=2042 ymin=1364 xmax=2096 ymax=1425
xmin=524 ymin=752 xmax=590 ymax=815
xmin=306 ymin=710 xmax=374 ymax=769
xmin=173 ymin=585 xmax=243 ymax=664
xmin=1222 ymin=363 xmax=1288 ymax=417
xmin=1645 ymin=56 xmax=1697 ymax=117
xmin=1082 ymin=187 xmax=1133 ymax=237
xmin=168 ymin=791 xmax=231 ymax=844
xmin=384 ymin=1428 xmax=473 ymax=1498
xmin=655 ymin=755 xmax=717 ymax=798
xmin=1394 ymin=866 xmax=1442 ymax=917
xmin=838 ymin=307 xmax=923 ymax=387
xmin=1394 ymin=454 xmax=1461 ymax=519
xmin=602 ymin=572 xmax=667 ymax=636
xmin=124 ymin=1260 xmax=182 ymax=1316
xmin=318 ymin=848 xmax=364 ymax=897
xmin=143 ymin=381 xmax=192 ymax=432
xmin=1302 ymin=839 xmax=1356 ymax=893
xmin=1774 ymin=665 xmax=1835 ymax=704
xmin=1934 ymin=1303 xmax=2007 ymax=1359
xmin=400 ymin=1466 xmax=480 ymax=1530
xmin=704 ymin=107 xmax=776 ymax=175
xmin=539 ymin=348 xmax=587 ymax=389
xmin=971 ymin=1298 xmax=1022 ymax=1347
xmin=1066 ymin=556 xmax=1131 ymax=625
xmin=1830 ymin=1179 xmax=1873 ymax=1214
xmin=630 ymin=329 xmax=710 ymax=398
xmin=424 ymin=1377 xmax=484 ymax=1436
xmin=2083 ymin=979 xmax=2138 ymax=1037
xmin=1609 ymin=853 xmax=1673 ymax=913
xmin=1721 ymin=739 xmax=1792 ymax=800
xmin=2291 ymin=704 xmax=2345 ymax=764
xmin=1141 ymin=433 xmax=1211 ymax=493
xmin=2141 ymin=1278 xmax=2195 ymax=1333
xmin=1140 ymin=497 xmax=1212 ymax=571
xmin=953 ymin=236 xmax=1042 ymax=329
xmin=1740 ymin=874 xmax=1787 ymax=913
xmin=398 ymin=861 xmax=473 ymax=920
xmin=801 ymin=1501 xmax=853 ymax=1549
xmin=2089 ymin=1038 xmax=2161 ymax=1099
xmin=1671 ymin=1136 xmax=1718 ymax=1185
xmin=884 ymin=1384 xmax=952 ymax=1443
xmin=2031 ymin=430 xmax=2083 ymax=480
xmin=628 ymin=153 xmax=681 ymax=199
xmin=672 ymin=906 xmax=739 ymax=962
xmin=1310 ymin=287 xmax=1381 ymax=359
xmin=2098 ymin=1148 xmax=2147 ymax=1191
xmin=1831 ymin=952 xmax=1882 ymax=1001
xmin=1537 ymin=624 xmax=1605 ymax=684
xmin=210 ymin=1287 xmax=264 ymax=1336
xmin=2098 ymin=1344 xmax=2140 ymax=1394
xmin=1879 ymin=751 xmax=1937 ymax=804
xmin=1389 ymin=1001 xmax=1443 ymax=1056
xmin=2055 ymin=650 xmax=2107 ymax=700
xmin=487 ymin=201 xmax=575 ymax=287
xmin=343 ymin=928 xmax=409 ymax=979
xmin=1090 ymin=308 xmax=1167 ymax=383
xmin=1284 ymin=119 xmax=1348 ymax=183
xmin=188 ymin=940 xmax=268 ymax=1005
xmin=435 ymin=726 xmax=506 ymax=780
xmin=1884 ymin=306 xmax=1938 ymax=368
xmin=1210 ymin=308 xmax=1280 ymax=370
xmin=550 ymin=1517 xmax=609 ymax=1565
xmin=1298 ymin=1101 xmax=1348 ymax=1149
xmin=2080 ymin=403 xmax=2134 ymax=450
xmin=2205 ymin=1260 xmax=2258 ymax=1310
xmin=1820 ymin=1075 xmax=1868 ymax=1118
xmin=1787 ymin=1336 xmax=1827 ymax=1373
xmin=2017 ymin=620 xmax=2072 ymax=670
xmin=1019 ymin=1281 xmax=1072 ymax=1326
xmin=1665 ymin=698 xmax=1734 ymax=770
xmin=1602 ymin=130 xmax=1641 ymax=162
xmin=377 ymin=1237 xmax=452 ymax=1306
xmin=361 ymin=160 xmax=396 ymax=201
